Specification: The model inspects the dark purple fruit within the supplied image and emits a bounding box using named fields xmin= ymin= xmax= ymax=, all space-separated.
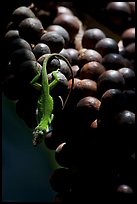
xmin=118 ymin=67 xmax=135 ymax=89
xmin=44 ymin=127 xmax=65 ymax=150
xmin=82 ymin=28 xmax=106 ymax=49
xmin=106 ymin=2 xmax=131 ymax=28
xmin=113 ymin=110 xmax=135 ymax=128
xmin=19 ymin=17 xmax=44 ymax=44
xmin=55 ymin=142 xmax=75 ymax=168
xmin=49 ymin=168 xmax=72 ymax=193
xmin=16 ymin=60 xmax=42 ymax=87
xmin=99 ymin=89 xmax=125 ymax=113
xmin=9 ymin=38 xmax=32 ymax=54
xmin=33 ymin=43 xmax=51 ymax=60
xmin=95 ymin=37 xmax=119 ymax=57
xmin=66 ymin=48 xmax=78 ymax=65
xmin=12 ymin=6 xmax=36 ymax=25
xmin=10 ymin=48 xmax=36 ymax=71
xmin=68 ymin=78 xmax=97 ymax=106
xmin=80 ymin=61 xmax=106 ymax=81
xmin=78 ymin=49 xmax=102 ymax=68
xmin=99 ymin=89 xmax=125 ymax=124
xmin=117 ymin=184 xmax=134 ymax=194
xmin=4 ymin=30 xmax=20 ymax=45
xmin=57 ymin=6 xmax=73 ymax=16
xmin=122 ymin=42 xmax=135 ymax=62
xmin=53 ymin=13 xmax=80 ymax=43
xmin=47 ymin=24 xmax=70 ymax=48
xmin=76 ymin=96 xmax=101 ymax=124
xmin=58 ymin=58 xmax=72 ymax=80
xmin=115 ymin=184 xmax=135 ymax=202
xmin=97 ymin=70 xmax=125 ymax=97
xmin=59 ymin=49 xmax=71 ymax=64
xmin=102 ymin=53 xmax=128 ymax=70
xmin=123 ymin=90 xmax=135 ymax=113
xmin=121 ymin=28 xmax=135 ymax=47
xmin=40 ymin=31 xmax=65 ymax=53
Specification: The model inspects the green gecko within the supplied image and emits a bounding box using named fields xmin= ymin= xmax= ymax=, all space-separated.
xmin=30 ymin=53 xmax=74 ymax=147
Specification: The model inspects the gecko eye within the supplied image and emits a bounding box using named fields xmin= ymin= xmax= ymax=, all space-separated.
xmin=38 ymin=130 xmax=45 ymax=135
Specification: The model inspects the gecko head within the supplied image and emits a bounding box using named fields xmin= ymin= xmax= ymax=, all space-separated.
xmin=32 ymin=125 xmax=53 ymax=147
xmin=32 ymin=129 xmax=46 ymax=147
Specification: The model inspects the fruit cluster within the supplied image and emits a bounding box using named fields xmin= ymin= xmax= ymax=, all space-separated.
xmin=2 ymin=1 xmax=135 ymax=202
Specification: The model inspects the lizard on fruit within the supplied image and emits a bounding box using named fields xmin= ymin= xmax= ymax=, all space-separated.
xmin=30 ymin=53 xmax=74 ymax=147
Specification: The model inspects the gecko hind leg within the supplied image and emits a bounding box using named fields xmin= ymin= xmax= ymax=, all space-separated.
xmin=49 ymin=70 xmax=60 ymax=91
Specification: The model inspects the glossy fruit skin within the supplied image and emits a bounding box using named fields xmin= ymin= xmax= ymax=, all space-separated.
xmin=53 ymin=13 xmax=80 ymax=43
xmin=121 ymin=28 xmax=135 ymax=47
xmin=59 ymin=49 xmax=72 ymax=65
xmin=102 ymin=53 xmax=128 ymax=70
xmin=33 ymin=43 xmax=51 ymax=60
xmin=8 ymin=38 xmax=32 ymax=55
xmin=123 ymin=90 xmax=135 ymax=113
xmin=4 ymin=30 xmax=20 ymax=45
xmin=99 ymin=89 xmax=125 ymax=115
xmin=80 ymin=61 xmax=106 ymax=81
xmin=82 ymin=28 xmax=106 ymax=49
xmin=19 ymin=17 xmax=44 ymax=44
xmin=15 ymin=60 xmax=42 ymax=87
xmin=58 ymin=58 xmax=72 ymax=80
xmin=114 ymin=184 xmax=135 ymax=203
xmin=10 ymin=48 xmax=36 ymax=72
xmin=57 ymin=5 xmax=73 ymax=16
xmin=76 ymin=96 xmax=101 ymax=124
xmin=78 ymin=49 xmax=102 ymax=68
xmin=40 ymin=31 xmax=65 ymax=53
xmin=118 ymin=67 xmax=135 ymax=89
xmin=55 ymin=142 xmax=75 ymax=168
xmin=49 ymin=167 xmax=72 ymax=193
xmin=44 ymin=129 xmax=64 ymax=151
xmin=105 ymin=2 xmax=131 ymax=31
xmin=117 ymin=184 xmax=134 ymax=194
xmin=113 ymin=110 xmax=135 ymax=128
xmin=98 ymin=88 xmax=125 ymax=128
xmin=67 ymin=78 xmax=97 ymax=109
xmin=66 ymin=48 xmax=78 ymax=65
xmin=47 ymin=24 xmax=70 ymax=48
xmin=97 ymin=70 xmax=125 ymax=97
xmin=95 ymin=37 xmax=119 ymax=57
xmin=12 ymin=6 xmax=36 ymax=25
xmin=122 ymin=42 xmax=135 ymax=63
